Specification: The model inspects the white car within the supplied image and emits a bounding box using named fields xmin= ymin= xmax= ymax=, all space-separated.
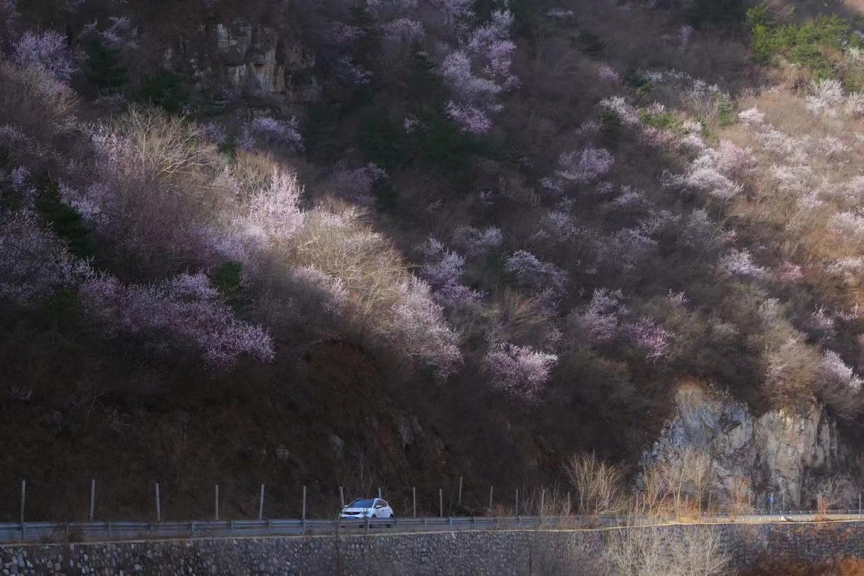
xmin=339 ymin=498 xmax=394 ymax=520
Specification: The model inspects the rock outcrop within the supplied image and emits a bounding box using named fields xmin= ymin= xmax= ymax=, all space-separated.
xmin=171 ymin=19 xmax=319 ymax=102
xmin=646 ymin=384 xmax=857 ymax=507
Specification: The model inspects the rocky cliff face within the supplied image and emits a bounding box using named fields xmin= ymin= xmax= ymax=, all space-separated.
xmin=646 ymin=385 xmax=857 ymax=507
xmin=170 ymin=18 xmax=319 ymax=103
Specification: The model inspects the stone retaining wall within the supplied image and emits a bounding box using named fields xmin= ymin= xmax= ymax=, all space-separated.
xmin=2 ymin=521 xmax=863 ymax=575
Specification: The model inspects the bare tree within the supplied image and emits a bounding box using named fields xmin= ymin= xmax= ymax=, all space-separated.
xmin=639 ymin=463 xmax=672 ymax=518
xmin=725 ymin=476 xmax=753 ymax=519
xmin=645 ymin=448 xmax=713 ymax=519
xmin=816 ymin=477 xmax=844 ymax=515
xmin=668 ymin=526 xmax=731 ymax=576
xmin=683 ymin=450 xmax=713 ymax=518
xmin=602 ymin=526 xmax=729 ymax=576
xmin=565 ymin=452 xmax=625 ymax=515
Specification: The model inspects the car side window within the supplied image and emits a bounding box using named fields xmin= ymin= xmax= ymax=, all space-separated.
xmin=380 ymin=500 xmax=388 ymax=508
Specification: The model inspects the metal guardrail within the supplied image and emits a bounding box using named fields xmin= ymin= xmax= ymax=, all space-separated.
xmin=2 ymin=510 xmax=864 ymax=545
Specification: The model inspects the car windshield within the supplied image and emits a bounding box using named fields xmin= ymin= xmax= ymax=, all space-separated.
xmin=347 ymin=499 xmax=375 ymax=508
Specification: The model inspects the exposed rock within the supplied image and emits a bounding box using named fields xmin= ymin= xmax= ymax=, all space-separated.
xmin=646 ymin=384 xmax=856 ymax=506
xmin=396 ymin=414 xmax=415 ymax=448
xmin=172 ymin=18 xmax=318 ymax=102
xmin=329 ymin=433 xmax=345 ymax=459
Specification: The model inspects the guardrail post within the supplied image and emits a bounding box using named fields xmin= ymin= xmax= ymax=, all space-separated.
xmin=412 ymin=487 xmax=416 ymax=518
xmin=439 ymin=489 xmax=443 ymax=518
xmin=90 ymin=479 xmax=96 ymax=521
xmin=540 ymin=489 xmax=546 ymax=516
xmin=259 ymin=484 xmax=265 ymax=520
xmin=155 ymin=483 xmax=161 ymax=522
xmin=458 ymin=476 xmax=463 ymax=507
xmin=20 ymin=479 xmax=25 ymax=541
xmin=489 ymin=486 xmax=494 ymax=512
xmin=859 ymin=493 xmax=861 ymax=515
xmin=378 ymin=487 xmax=382 ymax=499
xmin=302 ymin=485 xmax=307 ymax=528
xmin=215 ymin=484 xmax=219 ymax=520
xmin=515 ymin=489 xmax=519 ymax=516
xmin=339 ymin=486 xmax=345 ymax=509
xmin=20 ymin=480 xmax=25 ymax=524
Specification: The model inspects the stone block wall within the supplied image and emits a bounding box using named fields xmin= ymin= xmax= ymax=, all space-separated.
xmin=2 ymin=522 xmax=864 ymax=575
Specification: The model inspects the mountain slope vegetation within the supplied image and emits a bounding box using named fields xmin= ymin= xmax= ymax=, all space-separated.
xmin=2 ymin=0 xmax=864 ymax=520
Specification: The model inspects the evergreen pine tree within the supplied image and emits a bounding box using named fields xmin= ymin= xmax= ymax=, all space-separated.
xmin=84 ymin=37 xmax=129 ymax=94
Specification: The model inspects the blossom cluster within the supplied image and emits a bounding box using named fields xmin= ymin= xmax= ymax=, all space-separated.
xmin=244 ymin=117 xmax=304 ymax=152
xmin=625 ymin=317 xmax=674 ymax=363
xmin=556 ymin=146 xmax=614 ymax=184
xmin=1 ymin=208 xmax=275 ymax=368
xmin=417 ymin=237 xmax=482 ymax=308
xmin=720 ymin=249 xmax=768 ymax=279
xmin=382 ymin=18 xmax=425 ymax=43
xmin=667 ymin=133 xmax=743 ymax=201
xmin=230 ymin=170 xmax=305 ymax=255
xmin=485 ymin=342 xmax=557 ymax=402
xmin=391 ymin=279 xmax=464 ymax=380
xmin=505 ymin=250 xmax=566 ymax=294
xmin=569 ymin=289 xmax=628 ymax=347
xmin=79 ymin=271 xmax=275 ymax=367
xmin=13 ymin=30 xmax=78 ymax=82
xmin=819 ymin=350 xmax=863 ymax=392
xmin=320 ymin=162 xmax=388 ymax=205
xmin=439 ymin=10 xmax=518 ymax=132
xmin=451 ymin=225 xmax=502 ymax=256
xmin=0 ymin=210 xmax=76 ymax=305
xmin=82 ymin=16 xmax=138 ymax=49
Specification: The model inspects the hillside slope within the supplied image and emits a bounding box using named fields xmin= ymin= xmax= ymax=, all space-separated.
xmin=2 ymin=0 xmax=864 ymax=520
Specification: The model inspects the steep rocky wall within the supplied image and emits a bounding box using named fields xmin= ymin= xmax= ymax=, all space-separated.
xmin=3 ymin=522 xmax=864 ymax=575
xmin=646 ymin=385 xmax=856 ymax=506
